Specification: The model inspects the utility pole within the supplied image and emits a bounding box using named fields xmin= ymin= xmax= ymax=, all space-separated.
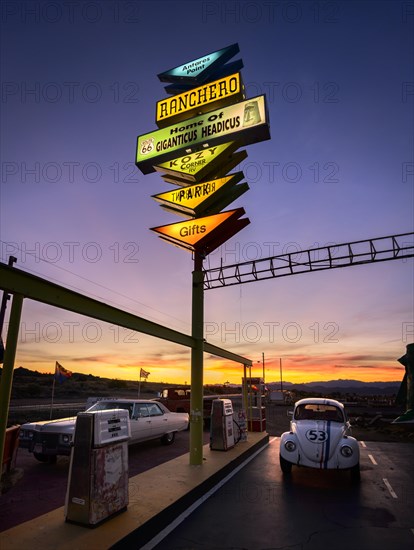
xmin=279 ymin=358 xmax=283 ymax=391
xmin=262 ymin=352 xmax=265 ymax=384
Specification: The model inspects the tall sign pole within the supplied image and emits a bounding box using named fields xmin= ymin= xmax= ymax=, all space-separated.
xmin=190 ymin=252 xmax=204 ymax=464
xmin=135 ymin=43 xmax=271 ymax=465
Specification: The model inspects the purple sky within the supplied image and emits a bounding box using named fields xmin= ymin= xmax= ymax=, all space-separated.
xmin=1 ymin=0 xmax=413 ymax=384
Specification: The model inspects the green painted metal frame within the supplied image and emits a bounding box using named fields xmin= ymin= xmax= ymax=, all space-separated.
xmin=0 ymin=262 xmax=251 ymax=365
xmin=0 ymin=262 xmax=252 ymax=471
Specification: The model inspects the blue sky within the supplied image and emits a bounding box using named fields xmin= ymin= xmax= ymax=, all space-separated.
xmin=1 ymin=0 xmax=413 ymax=384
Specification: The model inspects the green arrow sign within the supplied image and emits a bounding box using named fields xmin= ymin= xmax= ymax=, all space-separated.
xmin=160 ymin=150 xmax=247 ymax=186
xmin=154 ymin=142 xmax=239 ymax=183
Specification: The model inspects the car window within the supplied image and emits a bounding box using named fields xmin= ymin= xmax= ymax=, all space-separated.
xmin=134 ymin=404 xmax=150 ymax=418
xmin=88 ymin=401 xmax=133 ymax=419
xmin=147 ymin=403 xmax=164 ymax=416
xmin=295 ymin=404 xmax=343 ymax=422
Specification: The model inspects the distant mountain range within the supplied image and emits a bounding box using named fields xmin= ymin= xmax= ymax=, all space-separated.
xmin=266 ymin=379 xmax=401 ymax=395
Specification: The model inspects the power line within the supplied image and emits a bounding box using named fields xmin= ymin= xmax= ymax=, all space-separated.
xmin=0 ymin=241 xmax=190 ymax=330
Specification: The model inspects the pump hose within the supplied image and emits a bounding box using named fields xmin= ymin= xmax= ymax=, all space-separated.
xmin=233 ymin=418 xmax=243 ymax=445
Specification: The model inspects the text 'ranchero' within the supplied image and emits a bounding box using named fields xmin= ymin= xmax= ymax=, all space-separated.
xmin=157 ymin=74 xmax=240 ymax=122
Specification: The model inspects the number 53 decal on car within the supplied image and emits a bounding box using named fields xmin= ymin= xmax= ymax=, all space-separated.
xmin=306 ymin=429 xmax=328 ymax=442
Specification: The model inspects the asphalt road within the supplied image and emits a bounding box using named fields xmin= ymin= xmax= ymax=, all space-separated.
xmin=2 ymin=405 xmax=413 ymax=549
xmin=152 ymin=438 xmax=414 ymax=550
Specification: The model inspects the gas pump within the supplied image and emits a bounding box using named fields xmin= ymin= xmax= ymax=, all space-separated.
xmin=210 ymin=399 xmax=235 ymax=451
xmin=242 ymin=377 xmax=266 ymax=432
xmin=65 ymin=408 xmax=130 ymax=527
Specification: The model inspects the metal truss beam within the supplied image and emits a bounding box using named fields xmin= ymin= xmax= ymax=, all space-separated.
xmin=0 ymin=263 xmax=252 ymax=366
xmin=203 ymin=232 xmax=414 ymax=289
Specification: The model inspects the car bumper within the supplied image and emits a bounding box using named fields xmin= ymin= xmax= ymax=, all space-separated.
xmin=280 ymin=435 xmax=359 ymax=469
xmin=20 ymin=433 xmax=71 ymax=456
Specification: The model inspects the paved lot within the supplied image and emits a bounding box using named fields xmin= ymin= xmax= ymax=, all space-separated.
xmin=0 ymin=430 xmax=210 ymax=532
xmin=2 ymin=403 xmax=413 ymax=547
xmin=152 ymin=438 xmax=414 ymax=550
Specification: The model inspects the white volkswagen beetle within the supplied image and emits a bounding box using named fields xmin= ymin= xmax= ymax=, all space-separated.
xmin=280 ymin=398 xmax=360 ymax=480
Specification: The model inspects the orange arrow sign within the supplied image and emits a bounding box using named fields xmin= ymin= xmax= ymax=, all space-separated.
xmin=151 ymin=208 xmax=249 ymax=255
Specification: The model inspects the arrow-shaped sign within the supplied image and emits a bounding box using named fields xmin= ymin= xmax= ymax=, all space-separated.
xmin=151 ymin=208 xmax=249 ymax=255
xmin=160 ymin=150 xmax=247 ymax=186
xmin=152 ymin=172 xmax=248 ymax=217
xmin=157 ymin=43 xmax=240 ymax=85
xmin=163 ymin=59 xmax=244 ymax=95
xmin=154 ymin=141 xmax=239 ymax=183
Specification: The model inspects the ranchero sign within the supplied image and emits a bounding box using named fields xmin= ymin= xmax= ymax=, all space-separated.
xmin=156 ymin=73 xmax=244 ymax=128
xmin=136 ymin=94 xmax=269 ymax=174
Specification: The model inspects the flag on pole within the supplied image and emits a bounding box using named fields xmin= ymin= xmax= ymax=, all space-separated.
xmin=54 ymin=362 xmax=72 ymax=384
xmin=140 ymin=368 xmax=150 ymax=379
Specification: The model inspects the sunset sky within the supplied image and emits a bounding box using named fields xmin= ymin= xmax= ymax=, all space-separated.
xmin=1 ymin=1 xmax=413 ymax=385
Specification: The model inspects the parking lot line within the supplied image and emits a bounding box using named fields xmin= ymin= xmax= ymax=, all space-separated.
xmin=383 ymin=478 xmax=398 ymax=499
xmin=141 ymin=436 xmax=271 ymax=550
xmin=368 ymin=454 xmax=377 ymax=465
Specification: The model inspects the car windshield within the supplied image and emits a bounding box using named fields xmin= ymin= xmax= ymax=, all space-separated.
xmin=87 ymin=401 xmax=134 ymax=419
xmin=294 ymin=404 xmax=344 ymax=422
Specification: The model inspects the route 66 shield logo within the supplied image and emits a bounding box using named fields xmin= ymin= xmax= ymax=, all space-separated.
xmin=140 ymin=138 xmax=154 ymax=156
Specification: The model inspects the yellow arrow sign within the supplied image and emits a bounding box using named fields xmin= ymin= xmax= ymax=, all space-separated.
xmin=152 ymin=173 xmax=245 ymax=217
xmin=151 ymin=208 xmax=249 ymax=254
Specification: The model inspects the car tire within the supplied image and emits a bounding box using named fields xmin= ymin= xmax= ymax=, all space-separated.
xmin=161 ymin=432 xmax=175 ymax=445
xmin=33 ymin=452 xmax=57 ymax=464
xmin=350 ymin=463 xmax=360 ymax=482
xmin=280 ymin=455 xmax=292 ymax=475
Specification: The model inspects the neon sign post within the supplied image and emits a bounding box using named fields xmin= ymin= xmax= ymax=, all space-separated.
xmin=135 ymin=43 xmax=270 ymax=464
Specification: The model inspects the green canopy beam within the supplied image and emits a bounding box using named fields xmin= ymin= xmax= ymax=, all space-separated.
xmin=0 ymin=262 xmax=251 ymax=365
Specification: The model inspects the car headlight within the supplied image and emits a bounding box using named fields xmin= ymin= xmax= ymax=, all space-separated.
xmin=284 ymin=440 xmax=296 ymax=452
xmin=340 ymin=445 xmax=353 ymax=457
xmin=62 ymin=434 xmax=72 ymax=444
xmin=28 ymin=432 xmax=34 ymax=439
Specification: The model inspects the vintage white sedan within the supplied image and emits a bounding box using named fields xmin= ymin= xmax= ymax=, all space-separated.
xmin=280 ymin=398 xmax=360 ymax=480
xmin=19 ymin=399 xmax=189 ymax=462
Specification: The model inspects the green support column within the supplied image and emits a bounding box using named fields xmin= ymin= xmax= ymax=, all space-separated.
xmin=190 ymin=254 xmax=204 ymax=465
xmin=0 ymin=293 xmax=23 ymax=473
